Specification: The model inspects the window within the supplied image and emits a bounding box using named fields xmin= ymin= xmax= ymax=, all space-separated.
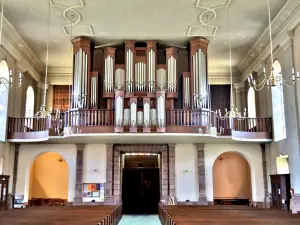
xmin=247 ymin=87 xmax=256 ymax=128
xmin=272 ymin=60 xmax=286 ymax=142
xmin=25 ymin=86 xmax=34 ymax=117
xmin=0 ymin=60 xmax=9 ymax=142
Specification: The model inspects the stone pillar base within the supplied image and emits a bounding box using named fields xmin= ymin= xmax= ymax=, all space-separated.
xmin=104 ymin=196 xmax=114 ymax=205
xmin=73 ymin=197 xmax=82 ymax=203
xmin=114 ymin=127 xmax=124 ymax=133
xmin=143 ymin=127 xmax=151 ymax=133
xmin=291 ymin=194 xmax=300 ymax=214
xmin=129 ymin=127 xmax=137 ymax=133
xmin=156 ymin=127 xmax=166 ymax=133
xmin=264 ymin=194 xmax=272 ymax=208
xmin=198 ymin=197 xmax=208 ymax=205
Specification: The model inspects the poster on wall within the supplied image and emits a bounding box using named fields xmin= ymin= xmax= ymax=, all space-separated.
xmin=83 ymin=183 xmax=105 ymax=201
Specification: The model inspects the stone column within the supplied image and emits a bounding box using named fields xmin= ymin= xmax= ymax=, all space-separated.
xmin=161 ymin=150 xmax=168 ymax=202
xmin=113 ymin=150 xmax=121 ymax=205
xmin=196 ymin=144 xmax=208 ymax=205
xmin=35 ymin=88 xmax=41 ymax=113
xmin=104 ymin=144 xmax=114 ymax=205
xmin=168 ymin=144 xmax=176 ymax=198
xmin=261 ymin=144 xmax=272 ymax=208
xmin=74 ymin=144 xmax=84 ymax=203
xmin=233 ymin=82 xmax=245 ymax=113
xmin=12 ymin=144 xmax=20 ymax=195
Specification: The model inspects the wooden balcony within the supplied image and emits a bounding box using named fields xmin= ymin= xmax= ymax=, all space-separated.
xmin=7 ymin=117 xmax=49 ymax=141
xmin=6 ymin=109 xmax=273 ymax=142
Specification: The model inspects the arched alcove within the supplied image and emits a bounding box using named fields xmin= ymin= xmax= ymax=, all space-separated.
xmin=272 ymin=60 xmax=286 ymax=142
xmin=25 ymin=86 xmax=35 ymax=117
xmin=0 ymin=60 xmax=9 ymax=142
xmin=29 ymin=152 xmax=69 ymax=201
xmin=213 ymin=152 xmax=252 ymax=203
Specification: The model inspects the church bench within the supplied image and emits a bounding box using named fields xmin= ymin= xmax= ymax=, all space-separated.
xmin=159 ymin=204 xmax=300 ymax=225
xmin=0 ymin=205 xmax=122 ymax=225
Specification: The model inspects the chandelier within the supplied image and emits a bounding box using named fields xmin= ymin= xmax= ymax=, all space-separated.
xmin=0 ymin=0 xmax=23 ymax=89
xmin=218 ymin=5 xmax=246 ymax=121
xmin=248 ymin=0 xmax=299 ymax=91
xmin=34 ymin=0 xmax=55 ymax=119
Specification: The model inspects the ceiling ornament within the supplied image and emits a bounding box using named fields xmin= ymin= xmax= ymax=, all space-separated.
xmin=187 ymin=0 xmax=231 ymax=37
xmin=50 ymin=0 xmax=94 ymax=36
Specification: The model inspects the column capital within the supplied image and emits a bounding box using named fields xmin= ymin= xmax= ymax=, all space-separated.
xmin=234 ymin=82 xmax=245 ymax=92
xmin=196 ymin=143 xmax=205 ymax=151
xmin=106 ymin=144 xmax=114 ymax=150
xmin=287 ymin=29 xmax=295 ymax=43
xmin=37 ymin=81 xmax=49 ymax=90
xmin=168 ymin=144 xmax=176 ymax=151
xmin=76 ymin=144 xmax=85 ymax=151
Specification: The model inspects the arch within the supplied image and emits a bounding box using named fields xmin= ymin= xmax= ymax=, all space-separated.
xmin=25 ymin=86 xmax=35 ymax=117
xmin=0 ymin=60 xmax=9 ymax=142
xmin=213 ymin=152 xmax=252 ymax=203
xmin=29 ymin=152 xmax=69 ymax=202
xmin=272 ymin=60 xmax=286 ymax=142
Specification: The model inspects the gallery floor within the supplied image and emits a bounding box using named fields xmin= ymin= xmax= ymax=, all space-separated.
xmin=118 ymin=215 xmax=161 ymax=225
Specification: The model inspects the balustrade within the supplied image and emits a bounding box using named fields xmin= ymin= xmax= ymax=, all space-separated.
xmin=64 ymin=109 xmax=114 ymax=127
xmin=8 ymin=117 xmax=49 ymax=133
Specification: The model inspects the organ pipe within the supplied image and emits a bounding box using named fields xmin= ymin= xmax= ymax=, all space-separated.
xmin=73 ymin=48 xmax=88 ymax=109
xmin=192 ymin=49 xmax=209 ymax=109
xmin=104 ymin=56 xmax=114 ymax=93
xmin=135 ymin=62 xmax=146 ymax=92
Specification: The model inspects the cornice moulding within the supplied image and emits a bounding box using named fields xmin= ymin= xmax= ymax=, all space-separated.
xmin=2 ymin=16 xmax=44 ymax=81
xmin=238 ymin=0 xmax=300 ymax=82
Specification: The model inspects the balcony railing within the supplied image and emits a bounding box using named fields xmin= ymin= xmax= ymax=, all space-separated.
xmin=64 ymin=109 xmax=114 ymax=127
xmin=7 ymin=109 xmax=273 ymax=141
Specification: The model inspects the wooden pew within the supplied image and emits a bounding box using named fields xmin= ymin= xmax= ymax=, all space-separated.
xmin=159 ymin=204 xmax=300 ymax=225
xmin=0 ymin=205 xmax=122 ymax=225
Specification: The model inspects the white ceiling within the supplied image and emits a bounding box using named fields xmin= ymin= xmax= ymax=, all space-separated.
xmin=4 ymin=0 xmax=287 ymax=76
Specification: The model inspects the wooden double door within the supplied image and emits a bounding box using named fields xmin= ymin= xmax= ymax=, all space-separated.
xmin=122 ymin=168 xmax=160 ymax=214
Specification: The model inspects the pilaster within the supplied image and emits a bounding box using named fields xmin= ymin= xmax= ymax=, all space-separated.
xmin=74 ymin=144 xmax=85 ymax=203
xmin=233 ymin=82 xmax=245 ymax=113
xmin=104 ymin=144 xmax=114 ymax=205
xmin=196 ymin=144 xmax=208 ymax=205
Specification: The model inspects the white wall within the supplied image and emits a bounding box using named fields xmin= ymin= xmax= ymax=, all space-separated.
xmin=204 ymin=143 xmax=264 ymax=202
xmin=175 ymin=144 xmax=199 ymax=202
xmin=17 ymin=144 xmax=77 ymax=202
xmin=82 ymin=144 xmax=107 ymax=202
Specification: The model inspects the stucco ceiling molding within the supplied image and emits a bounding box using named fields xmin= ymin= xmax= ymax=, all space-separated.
xmin=50 ymin=0 xmax=94 ymax=37
xmin=187 ymin=0 xmax=231 ymax=37
xmin=2 ymin=16 xmax=44 ymax=81
xmin=238 ymin=0 xmax=300 ymax=81
xmin=47 ymin=67 xmax=72 ymax=85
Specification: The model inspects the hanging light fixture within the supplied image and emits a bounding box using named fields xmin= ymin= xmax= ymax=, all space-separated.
xmin=218 ymin=5 xmax=246 ymax=121
xmin=0 ymin=0 xmax=23 ymax=89
xmin=34 ymin=0 xmax=54 ymax=119
xmin=248 ymin=0 xmax=299 ymax=91
xmin=55 ymin=13 xmax=80 ymax=136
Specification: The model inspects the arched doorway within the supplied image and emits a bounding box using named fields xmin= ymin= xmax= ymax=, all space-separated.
xmin=213 ymin=152 xmax=252 ymax=205
xmin=28 ymin=152 xmax=68 ymax=206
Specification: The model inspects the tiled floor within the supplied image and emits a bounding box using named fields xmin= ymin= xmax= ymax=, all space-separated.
xmin=118 ymin=215 xmax=161 ymax=225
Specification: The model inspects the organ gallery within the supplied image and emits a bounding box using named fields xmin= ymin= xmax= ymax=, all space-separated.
xmin=71 ymin=37 xmax=210 ymax=133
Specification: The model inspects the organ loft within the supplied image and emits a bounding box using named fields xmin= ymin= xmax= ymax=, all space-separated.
xmin=71 ymin=37 xmax=210 ymax=133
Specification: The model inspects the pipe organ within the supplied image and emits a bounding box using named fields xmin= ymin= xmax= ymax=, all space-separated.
xmin=70 ymin=37 xmax=210 ymax=133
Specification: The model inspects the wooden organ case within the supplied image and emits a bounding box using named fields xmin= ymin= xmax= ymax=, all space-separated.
xmin=70 ymin=37 xmax=210 ymax=132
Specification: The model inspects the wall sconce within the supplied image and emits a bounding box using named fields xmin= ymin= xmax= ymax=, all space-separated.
xmin=183 ymin=169 xmax=192 ymax=173
xmin=89 ymin=169 xmax=100 ymax=172
xmin=57 ymin=156 xmax=65 ymax=162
